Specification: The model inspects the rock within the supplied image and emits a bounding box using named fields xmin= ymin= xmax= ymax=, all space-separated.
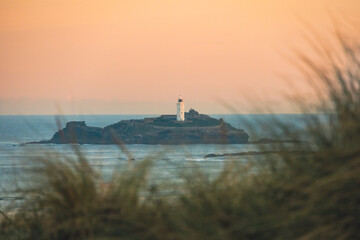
xmin=250 ymin=138 xmax=305 ymax=144
xmin=49 ymin=121 xmax=104 ymax=144
xmin=204 ymin=150 xmax=310 ymax=158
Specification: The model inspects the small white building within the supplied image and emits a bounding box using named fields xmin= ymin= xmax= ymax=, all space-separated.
xmin=177 ymin=97 xmax=185 ymax=121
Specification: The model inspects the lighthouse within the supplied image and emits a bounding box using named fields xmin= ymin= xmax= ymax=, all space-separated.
xmin=177 ymin=97 xmax=185 ymax=121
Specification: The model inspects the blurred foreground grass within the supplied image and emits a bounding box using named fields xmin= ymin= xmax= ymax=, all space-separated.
xmin=1 ymin=29 xmax=360 ymax=240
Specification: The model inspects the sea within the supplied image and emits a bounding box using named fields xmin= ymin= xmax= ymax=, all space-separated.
xmin=0 ymin=114 xmax=310 ymax=206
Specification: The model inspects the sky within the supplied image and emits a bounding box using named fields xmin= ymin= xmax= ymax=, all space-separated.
xmin=0 ymin=0 xmax=359 ymax=115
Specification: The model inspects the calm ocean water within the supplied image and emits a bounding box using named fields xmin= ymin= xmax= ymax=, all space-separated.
xmin=0 ymin=114 xmax=309 ymax=203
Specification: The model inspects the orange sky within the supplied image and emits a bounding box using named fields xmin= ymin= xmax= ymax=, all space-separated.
xmin=0 ymin=0 xmax=359 ymax=114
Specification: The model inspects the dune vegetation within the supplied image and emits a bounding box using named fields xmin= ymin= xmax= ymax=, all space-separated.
xmin=1 ymin=27 xmax=359 ymax=240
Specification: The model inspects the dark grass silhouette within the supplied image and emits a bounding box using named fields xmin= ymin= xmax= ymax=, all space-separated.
xmin=1 ymin=26 xmax=360 ymax=240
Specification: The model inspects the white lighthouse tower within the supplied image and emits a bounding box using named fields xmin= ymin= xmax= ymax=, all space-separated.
xmin=177 ymin=97 xmax=185 ymax=121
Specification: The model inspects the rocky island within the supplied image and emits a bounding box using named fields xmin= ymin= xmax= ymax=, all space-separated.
xmin=36 ymin=109 xmax=249 ymax=145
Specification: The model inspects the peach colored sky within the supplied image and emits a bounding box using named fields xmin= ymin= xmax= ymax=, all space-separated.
xmin=0 ymin=0 xmax=359 ymax=114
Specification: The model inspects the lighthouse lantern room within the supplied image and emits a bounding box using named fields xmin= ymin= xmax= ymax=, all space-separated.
xmin=177 ymin=97 xmax=185 ymax=121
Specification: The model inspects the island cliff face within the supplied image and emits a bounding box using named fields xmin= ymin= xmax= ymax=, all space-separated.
xmin=38 ymin=109 xmax=249 ymax=144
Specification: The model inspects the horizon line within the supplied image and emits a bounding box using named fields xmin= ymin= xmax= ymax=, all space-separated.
xmin=0 ymin=112 xmax=323 ymax=116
